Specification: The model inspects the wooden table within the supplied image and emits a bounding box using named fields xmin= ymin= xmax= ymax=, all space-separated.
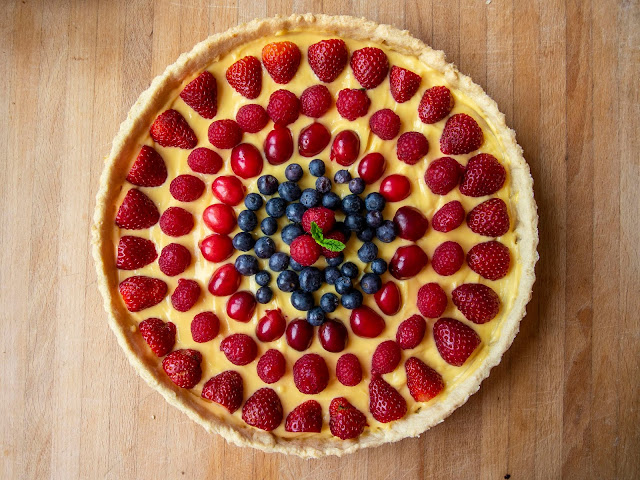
xmin=2 ymin=1 xmax=638 ymax=478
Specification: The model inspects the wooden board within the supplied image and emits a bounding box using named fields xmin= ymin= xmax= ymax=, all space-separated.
xmin=1 ymin=0 xmax=638 ymax=478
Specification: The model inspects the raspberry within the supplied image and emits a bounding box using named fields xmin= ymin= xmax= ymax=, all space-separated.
xmin=285 ymin=400 xmax=323 ymax=433
xmin=169 ymin=174 xmax=205 ymax=202
xmin=115 ymin=189 xmax=159 ymax=230
xmin=431 ymin=241 xmax=465 ymax=276
xmin=389 ymin=65 xmax=421 ymax=103
xmin=452 ymin=283 xmax=501 ymax=324
xmin=405 ymin=357 xmax=445 ymax=401
xmin=440 ymin=113 xmax=484 ymax=155
xmin=336 ymin=88 xmax=371 ymax=121
xmin=179 ymin=70 xmax=218 ymax=119
xmin=266 ymin=89 xmax=300 ymax=126
xmin=396 ymin=131 xmax=429 ymax=165
xmin=220 ymin=333 xmax=257 ymax=365
xmin=226 ymin=55 xmax=262 ymax=99
xmin=432 ymin=200 xmax=465 ymax=233
xmin=126 ymin=145 xmax=167 ymax=187
xmin=256 ymin=349 xmax=286 ymax=384
xmin=158 ymin=243 xmax=191 ymax=276
xmin=369 ymin=108 xmax=401 ymax=140
xmin=418 ymin=86 xmax=454 ymax=124
xmin=321 ymin=230 xmax=345 ymax=259
xmin=190 ymin=311 xmax=220 ymax=342
xmin=261 ymin=41 xmax=301 ymax=84
xmin=350 ymin=47 xmax=389 ymax=89
xmin=235 ymin=104 xmax=268 ymax=133
xmin=416 ymin=282 xmax=447 ymax=318
xmin=371 ymin=340 xmax=401 ymax=374
xmin=467 ymin=198 xmax=510 ymax=237
xmin=139 ymin=318 xmax=176 ymax=356
xmin=207 ymin=119 xmax=242 ymax=149
xmin=149 ymin=109 xmax=197 ymax=149
xmin=242 ymin=388 xmax=283 ymax=431
xmin=433 ymin=318 xmax=481 ymax=366
xmin=301 ymin=206 xmax=336 ymax=233
xmin=119 ymin=276 xmax=167 ymax=312
xmin=170 ymin=278 xmax=201 ymax=312
xmin=467 ymin=241 xmax=511 ymax=280
xmin=162 ymin=349 xmax=202 ymax=388
xmin=289 ymin=235 xmax=322 ymax=267
xmin=396 ymin=314 xmax=427 ymax=350
xmin=300 ymin=84 xmax=332 ymax=118
xmin=187 ymin=147 xmax=223 ymax=175
xmin=336 ymin=353 xmax=363 ymax=386
xmin=293 ymin=353 xmax=329 ymax=394
xmin=307 ymin=39 xmax=348 ymax=83
xmin=116 ymin=236 xmax=157 ymax=270
xmin=329 ymin=397 xmax=367 ymax=440
xmin=460 ymin=153 xmax=507 ymax=197
xmin=201 ymin=370 xmax=243 ymax=413
xmin=425 ymin=157 xmax=464 ymax=195
xmin=369 ymin=374 xmax=407 ymax=423
xmin=159 ymin=207 xmax=194 ymax=237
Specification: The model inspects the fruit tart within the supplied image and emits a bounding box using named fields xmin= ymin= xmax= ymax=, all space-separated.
xmin=92 ymin=14 xmax=538 ymax=457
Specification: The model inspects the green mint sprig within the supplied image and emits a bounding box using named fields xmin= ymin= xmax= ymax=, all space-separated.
xmin=310 ymin=221 xmax=346 ymax=253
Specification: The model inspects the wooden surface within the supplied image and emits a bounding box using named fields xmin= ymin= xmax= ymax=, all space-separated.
xmin=1 ymin=0 xmax=638 ymax=478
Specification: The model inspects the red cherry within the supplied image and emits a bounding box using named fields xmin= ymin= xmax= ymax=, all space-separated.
xmin=393 ymin=206 xmax=429 ymax=241
xmin=211 ymin=175 xmax=245 ymax=206
xmin=350 ymin=306 xmax=385 ymax=338
xmin=298 ymin=122 xmax=331 ymax=157
xmin=226 ymin=291 xmax=257 ymax=322
xmin=230 ymin=143 xmax=263 ymax=178
xmin=208 ymin=263 xmax=241 ymax=296
xmin=318 ymin=319 xmax=348 ymax=352
xmin=263 ymin=127 xmax=293 ymax=165
xmin=330 ymin=130 xmax=360 ymax=166
xmin=373 ymin=281 xmax=401 ymax=316
xmin=203 ymin=203 xmax=236 ymax=234
xmin=286 ymin=319 xmax=314 ymax=351
xmin=380 ymin=174 xmax=411 ymax=202
xmin=357 ymin=152 xmax=387 ymax=184
xmin=256 ymin=309 xmax=286 ymax=342
xmin=199 ymin=234 xmax=233 ymax=262
xmin=389 ymin=245 xmax=429 ymax=280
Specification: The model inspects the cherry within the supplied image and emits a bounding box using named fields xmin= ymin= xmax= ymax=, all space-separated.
xmin=380 ymin=174 xmax=411 ymax=202
xmin=211 ymin=175 xmax=245 ymax=206
xmin=286 ymin=319 xmax=314 ymax=351
xmin=208 ymin=263 xmax=241 ymax=296
xmin=264 ymin=126 xmax=293 ymax=165
xmin=226 ymin=291 xmax=256 ymax=322
xmin=350 ymin=306 xmax=385 ymax=338
xmin=393 ymin=206 xmax=429 ymax=241
xmin=389 ymin=245 xmax=429 ymax=280
xmin=373 ymin=281 xmax=401 ymax=316
xmin=230 ymin=143 xmax=263 ymax=178
xmin=298 ymin=122 xmax=331 ymax=157
xmin=203 ymin=203 xmax=236 ymax=234
xmin=256 ymin=309 xmax=286 ymax=342
xmin=199 ymin=234 xmax=233 ymax=262
xmin=330 ymin=130 xmax=360 ymax=166
xmin=358 ymin=152 xmax=386 ymax=184
xmin=318 ymin=319 xmax=348 ymax=352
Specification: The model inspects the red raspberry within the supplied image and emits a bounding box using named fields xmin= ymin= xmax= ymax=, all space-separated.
xmin=300 ymin=84 xmax=332 ymax=117
xmin=285 ymin=400 xmax=323 ymax=433
xmin=119 ymin=276 xmax=167 ymax=312
xmin=158 ymin=243 xmax=191 ymax=276
xmin=116 ymin=236 xmax=157 ymax=270
xmin=307 ymin=39 xmax=348 ymax=83
xmin=115 ymin=189 xmax=159 ymax=230
xmin=369 ymin=374 xmax=407 ymax=423
xmin=226 ymin=55 xmax=262 ymax=99
xmin=235 ymin=104 xmax=268 ymax=133
xmin=301 ymin=206 xmax=336 ymax=233
xmin=371 ymin=340 xmax=401 ymax=374
xmin=256 ymin=349 xmax=286 ymax=384
xmin=432 ymin=200 xmax=465 ymax=233
xmin=169 ymin=174 xmax=205 ymax=202
xmin=242 ymin=388 xmax=283 ymax=431
xmin=329 ymin=397 xmax=367 ymax=440
xmin=290 ymin=235 xmax=322 ymax=267
xmin=335 ymin=353 xmax=363 ymax=386
xmin=396 ymin=131 xmax=429 ymax=165
xmin=170 ymin=278 xmax=200 ymax=312
xmin=293 ymin=353 xmax=329 ymax=394
xmin=179 ymin=70 xmax=218 ymax=119
xmin=220 ymin=333 xmax=257 ymax=365
xmin=452 ymin=283 xmax=501 ymax=324
xmin=150 ymin=109 xmax=197 ymax=149
xmin=405 ymin=357 xmax=445 ymax=401
xmin=396 ymin=314 xmax=427 ymax=350
xmin=187 ymin=147 xmax=223 ymax=175
xmin=262 ymin=41 xmax=301 ymax=84
xmin=267 ymin=89 xmax=300 ymax=126
xmin=162 ymin=349 xmax=202 ymax=388
xmin=126 ymin=145 xmax=167 ymax=187
xmin=336 ymin=88 xmax=371 ymax=121
xmin=190 ymin=311 xmax=220 ymax=342
xmin=433 ymin=318 xmax=481 ymax=366
xmin=467 ymin=241 xmax=511 ymax=280
xmin=467 ymin=198 xmax=510 ymax=237
xmin=139 ymin=318 xmax=176 ymax=356
xmin=418 ymin=86 xmax=454 ymax=124
xmin=159 ymin=207 xmax=194 ymax=237
xmin=432 ymin=241 xmax=465 ymax=276
xmin=440 ymin=113 xmax=484 ymax=155
xmin=460 ymin=153 xmax=507 ymax=197
xmin=369 ymin=108 xmax=401 ymax=140
xmin=201 ymin=370 xmax=243 ymax=413
xmin=425 ymin=157 xmax=464 ymax=195
xmin=320 ymin=231 xmax=344 ymax=259
xmin=350 ymin=47 xmax=389 ymax=89
xmin=207 ymin=119 xmax=242 ymax=149
xmin=389 ymin=65 xmax=421 ymax=103
xmin=416 ymin=282 xmax=447 ymax=318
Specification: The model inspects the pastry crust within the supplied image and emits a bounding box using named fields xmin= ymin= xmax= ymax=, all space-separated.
xmin=92 ymin=13 xmax=538 ymax=458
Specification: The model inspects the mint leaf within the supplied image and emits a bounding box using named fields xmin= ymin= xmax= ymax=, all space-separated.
xmin=310 ymin=221 xmax=346 ymax=252
xmin=310 ymin=221 xmax=324 ymax=242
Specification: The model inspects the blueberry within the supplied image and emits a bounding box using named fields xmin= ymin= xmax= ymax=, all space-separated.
xmin=332 ymin=222 xmax=351 ymax=242
xmin=326 ymin=253 xmax=344 ymax=267
xmin=315 ymin=176 xmax=331 ymax=193
xmin=335 ymin=276 xmax=353 ymax=295
xmin=232 ymin=232 xmax=255 ymax=252
xmin=322 ymin=192 xmax=341 ymax=210
xmin=269 ymin=252 xmax=290 ymax=272
xmin=261 ymin=217 xmax=278 ymax=236
xmin=244 ymin=193 xmax=263 ymax=211
xmin=307 ymin=307 xmax=326 ymax=326
xmin=255 ymin=270 xmax=271 ymax=286
xmin=360 ymin=273 xmax=382 ymax=294
xmin=256 ymin=286 xmax=273 ymax=304
xmin=349 ymin=178 xmax=365 ymax=194
xmin=254 ymin=237 xmax=276 ymax=259
xmin=371 ymin=258 xmax=388 ymax=275
xmin=309 ymin=159 xmax=326 ymax=177
xmin=238 ymin=210 xmax=258 ymax=232
xmin=357 ymin=227 xmax=375 ymax=242
xmin=341 ymin=261 xmax=359 ymax=278
xmin=334 ymin=169 xmax=352 ymax=184
xmin=279 ymin=181 xmax=302 ymax=202
xmin=266 ymin=197 xmax=287 ymax=218
xmin=345 ymin=214 xmax=366 ymax=232
xmin=289 ymin=258 xmax=304 ymax=271
xmin=320 ymin=292 xmax=339 ymax=313
xmin=300 ymin=188 xmax=321 ymax=208
xmin=342 ymin=194 xmax=364 ymax=214
xmin=258 ymin=174 xmax=279 ymax=195
xmin=324 ymin=266 xmax=341 ymax=284
xmin=235 ymin=254 xmax=259 ymax=276
xmin=365 ymin=192 xmax=386 ymax=212
xmin=277 ymin=270 xmax=299 ymax=292
xmin=366 ymin=210 xmax=383 ymax=228
xmin=358 ymin=242 xmax=378 ymax=263
xmin=281 ymin=223 xmax=304 ymax=245
xmin=285 ymin=163 xmax=303 ymax=181
xmin=291 ymin=290 xmax=314 ymax=311
xmin=286 ymin=202 xmax=307 ymax=223
xmin=376 ymin=220 xmax=397 ymax=243
xmin=299 ymin=267 xmax=323 ymax=293
xmin=341 ymin=289 xmax=363 ymax=309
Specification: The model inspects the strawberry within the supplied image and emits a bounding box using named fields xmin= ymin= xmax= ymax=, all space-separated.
xmin=187 ymin=147 xmax=223 ymax=175
xmin=220 ymin=333 xmax=257 ymax=366
xmin=119 ymin=276 xmax=167 ymax=312
xmin=256 ymin=349 xmax=286 ymax=384
xmin=293 ymin=353 xmax=329 ymax=394
xmin=467 ymin=198 xmax=510 ymax=237
xmin=396 ymin=131 xmax=429 ymax=165
xmin=242 ymin=388 xmax=283 ymax=431
xmin=266 ymin=89 xmax=300 ymax=126
xmin=418 ymin=86 xmax=454 ymax=124
xmin=350 ymin=47 xmax=389 ymax=89
xmin=424 ymin=157 xmax=464 ymax=195
xmin=207 ymin=119 xmax=242 ymax=149
xmin=302 ymin=206 xmax=336 ymax=233
xmin=329 ymin=397 xmax=367 ymax=440
xmin=235 ymin=104 xmax=268 ymax=133
xmin=300 ymin=84 xmax=332 ymax=118
xmin=405 ymin=357 xmax=445 ymax=401
xmin=225 ymin=56 xmax=262 ymax=99
xmin=285 ymin=400 xmax=323 ymax=433
xmin=201 ymin=370 xmax=243 ymax=413
xmin=190 ymin=311 xmax=220 ymax=343
xmin=336 ymin=353 xmax=363 ymax=386
xmin=307 ymin=39 xmax=348 ymax=83
xmin=115 ymin=189 xmax=159 ymax=230
xmin=460 ymin=153 xmax=507 ymax=197
xmin=321 ymin=231 xmax=345 ymax=259
xmin=159 ymin=207 xmax=194 ymax=237
xmin=433 ymin=318 xmax=481 ymax=366
xmin=150 ymin=109 xmax=197 ymax=149
xmin=336 ymin=88 xmax=371 ymax=121
xmin=452 ymin=283 xmax=500 ymax=324
xmin=440 ymin=113 xmax=483 ymax=155
xmin=169 ymin=174 xmax=205 ymax=202
xmin=139 ymin=318 xmax=176 ymax=356
xmin=289 ymin=235 xmax=322 ymax=267
xmin=170 ymin=278 xmax=200 ymax=312
xmin=162 ymin=349 xmax=202 ymax=388
xmin=262 ymin=41 xmax=301 ymax=84
xmin=116 ymin=236 xmax=157 ymax=270
xmin=416 ymin=282 xmax=447 ymax=318
xmin=369 ymin=108 xmax=401 ymax=140
xmin=431 ymin=200 xmax=465 ymax=233
xmin=396 ymin=314 xmax=427 ymax=350
xmin=126 ymin=145 xmax=167 ymax=187
xmin=467 ymin=240 xmax=511 ymax=280
xmin=158 ymin=243 xmax=191 ymax=277
xmin=389 ymin=66 xmax=421 ymax=103
xmin=179 ymin=70 xmax=218 ymax=119
xmin=431 ymin=241 xmax=465 ymax=276
xmin=371 ymin=340 xmax=401 ymax=374
xmin=369 ymin=374 xmax=407 ymax=423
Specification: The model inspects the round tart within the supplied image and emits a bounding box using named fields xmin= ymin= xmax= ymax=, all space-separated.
xmin=92 ymin=14 xmax=538 ymax=457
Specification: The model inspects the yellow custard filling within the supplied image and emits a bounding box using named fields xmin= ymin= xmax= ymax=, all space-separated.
xmin=112 ymin=31 xmax=520 ymax=439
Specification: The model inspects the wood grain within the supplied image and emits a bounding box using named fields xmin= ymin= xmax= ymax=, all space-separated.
xmin=1 ymin=0 xmax=638 ymax=478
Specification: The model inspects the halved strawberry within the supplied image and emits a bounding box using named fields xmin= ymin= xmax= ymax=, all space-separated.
xmin=308 ymin=39 xmax=348 ymax=83
xmin=150 ymin=109 xmax=197 ymax=149
xmin=350 ymin=47 xmax=389 ymax=89
xmin=116 ymin=235 xmax=157 ymax=270
xmin=440 ymin=113 xmax=483 ymax=155
xmin=329 ymin=397 xmax=367 ymax=440
xmin=460 ymin=153 xmax=507 ymax=197
xmin=405 ymin=357 xmax=444 ymax=401
xmin=242 ymin=388 xmax=283 ymax=431
xmin=467 ymin=198 xmax=510 ymax=237
xmin=162 ymin=349 xmax=202 ymax=389
xmin=201 ymin=370 xmax=244 ymax=413
xmin=139 ymin=318 xmax=176 ymax=356
xmin=285 ymin=400 xmax=322 ymax=433
xmin=467 ymin=241 xmax=511 ymax=280
xmin=433 ymin=318 xmax=481 ymax=366
xmin=418 ymin=86 xmax=454 ymax=124
xmin=118 ymin=275 xmax=167 ymax=312
xmin=262 ymin=41 xmax=301 ymax=84
xmin=126 ymin=145 xmax=167 ymax=187
xmin=179 ymin=71 xmax=218 ymax=119
xmin=389 ymin=66 xmax=421 ymax=103
xmin=115 ymin=189 xmax=159 ymax=230
xmin=369 ymin=374 xmax=407 ymax=423
xmin=452 ymin=283 xmax=501 ymax=324
xmin=226 ymin=56 xmax=262 ymax=99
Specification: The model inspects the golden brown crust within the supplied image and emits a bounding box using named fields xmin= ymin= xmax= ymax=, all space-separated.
xmin=92 ymin=13 xmax=538 ymax=458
